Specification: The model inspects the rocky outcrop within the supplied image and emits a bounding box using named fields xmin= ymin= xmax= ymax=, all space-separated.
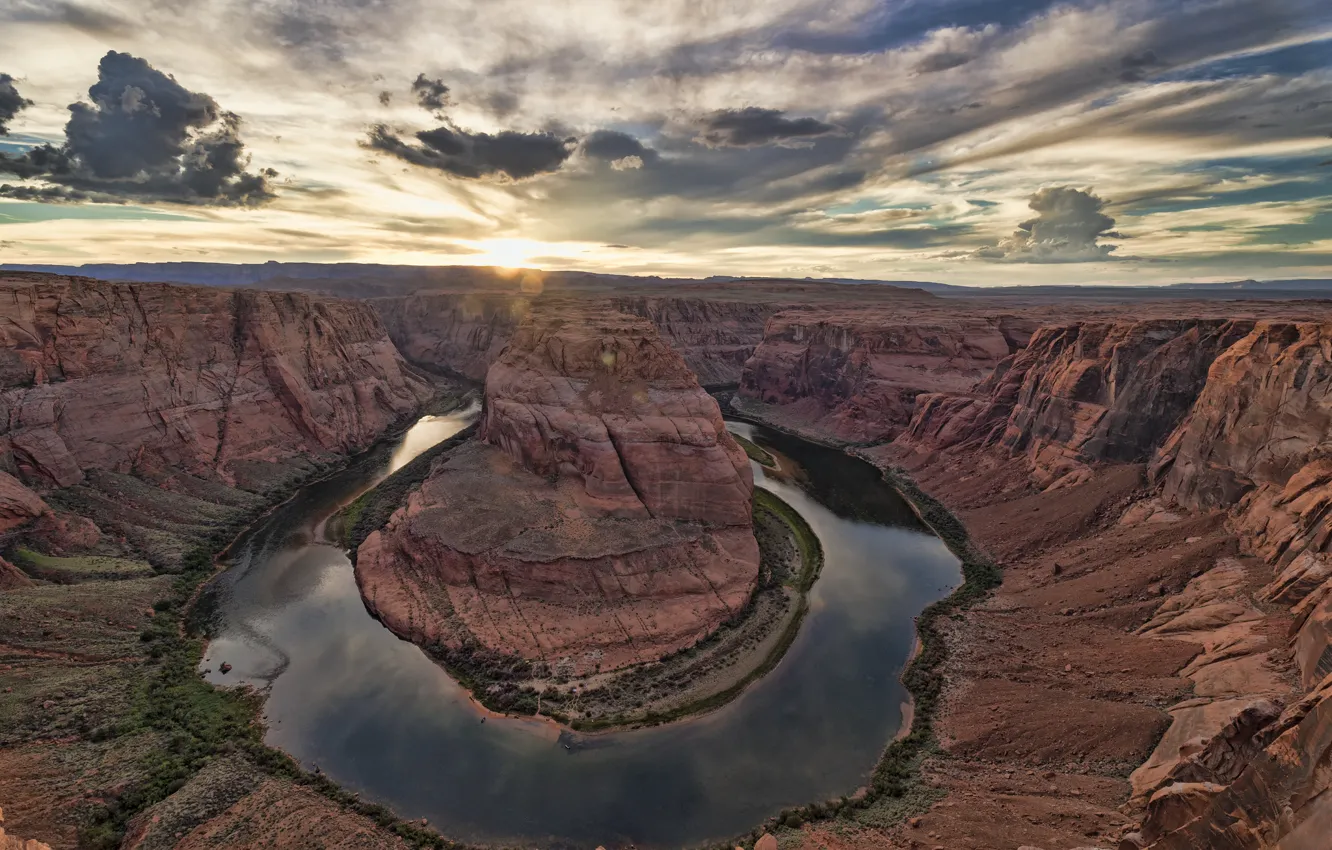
xmin=375 ymin=292 xmax=783 ymax=387
xmin=1128 ymin=673 xmax=1332 ymax=849
xmin=0 ymin=471 xmax=46 ymax=533
xmin=903 ymin=320 xmax=1252 ymax=488
xmin=0 ymin=806 xmax=53 ymax=850
xmin=356 ymin=306 xmax=760 ymax=674
xmin=481 ymin=308 xmax=753 ymax=523
xmin=372 ymin=291 xmax=531 ymax=382
xmin=738 ymin=309 xmax=1034 ymax=443
xmin=0 ymin=274 xmax=434 ymax=492
xmin=608 ymin=296 xmax=783 ymax=386
xmin=1150 ymin=323 xmax=1332 ymax=686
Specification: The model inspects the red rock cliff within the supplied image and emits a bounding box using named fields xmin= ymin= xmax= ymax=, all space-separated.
xmin=0 ymin=274 xmax=434 ymax=491
xmin=481 ymin=307 xmax=753 ymax=523
xmin=1152 ymin=323 xmax=1332 ymax=693
xmin=738 ymin=308 xmax=1033 ymax=443
xmin=606 ymin=296 xmax=783 ymax=386
xmin=372 ymin=291 xmax=530 ymax=382
xmin=902 ymin=320 xmax=1253 ymax=488
xmin=374 ymin=291 xmax=783 ymax=387
xmin=356 ymin=306 xmax=760 ymax=674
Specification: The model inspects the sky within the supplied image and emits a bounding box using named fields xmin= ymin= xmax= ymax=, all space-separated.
xmin=0 ymin=0 xmax=1330 ymax=284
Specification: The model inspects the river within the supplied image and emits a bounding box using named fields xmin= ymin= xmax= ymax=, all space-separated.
xmin=200 ymin=411 xmax=961 ymax=848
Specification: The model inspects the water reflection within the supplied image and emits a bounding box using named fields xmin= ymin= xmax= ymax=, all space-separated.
xmin=201 ymin=416 xmax=961 ymax=848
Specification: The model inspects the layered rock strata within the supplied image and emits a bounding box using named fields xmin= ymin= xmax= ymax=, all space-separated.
xmin=0 ymin=274 xmax=434 ymax=492
xmin=855 ymin=317 xmax=1332 ymax=849
xmin=903 ymin=320 xmax=1253 ymax=488
xmin=357 ymin=307 xmax=760 ymax=674
xmin=374 ymin=292 xmax=786 ymax=386
xmin=737 ymin=309 xmax=1036 ymax=443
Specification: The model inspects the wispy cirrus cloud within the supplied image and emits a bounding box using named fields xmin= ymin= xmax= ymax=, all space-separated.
xmin=0 ymin=0 xmax=1328 ymax=281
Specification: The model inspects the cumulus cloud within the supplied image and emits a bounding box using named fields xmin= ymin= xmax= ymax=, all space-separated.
xmin=581 ymin=130 xmax=658 ymax=166
xmin=368 ymin=123 xmax=573 ymax=180
xmin=976 ymin=187 xmax=1121 ymax=262
xmin=0 ymin=73 xmax=34 ymax=138
xmin=0 ymin=74 xmax=32 ymax=136
xmin=0 ymin=74 xmax=31 ymax=136
xmin=411 ymin=73 xmax=450 ymax=113
xmin=697 ymin=107 xmax=838 ymax=148
xmin=0 ymin=51 xmax=275 ymax=205
xmin=369 ymin=73 xmax=579 ymax=181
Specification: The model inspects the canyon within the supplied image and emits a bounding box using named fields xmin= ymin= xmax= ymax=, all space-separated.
xmin=4 ymin=266 xmax=1332 ymax=850
xmin=0 ymin=272 xmax=443 ymax=850
xmin=355 ymin=304 xmax=764 ymax=702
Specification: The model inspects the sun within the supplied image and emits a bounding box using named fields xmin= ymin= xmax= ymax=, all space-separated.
xmin=471 ymin=238 xmax=542 ymax=269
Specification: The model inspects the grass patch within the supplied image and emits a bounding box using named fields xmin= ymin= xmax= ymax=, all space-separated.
xmin=11 ymin=547 xmax=154 ymax=582
xmin=733 ymin=433 xmax=777 ymax=469
xmin=340 ymin=423 xmax=479 ymax=553
xmin=754 ymin=488 xmax=821 ymax=592
xmin=79 ymin=469 xmax=467 ymax=850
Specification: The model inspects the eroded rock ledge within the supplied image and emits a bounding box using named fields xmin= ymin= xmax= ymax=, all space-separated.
xmin=356 ymin=306 xmax=761 ymax=682
xmin=789 ymin=317 xmax=1332 ymax=850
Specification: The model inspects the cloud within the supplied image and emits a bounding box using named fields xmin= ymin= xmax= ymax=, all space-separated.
xmin=976 ymin=187 xmax=1121 ymax=262
xmin=0 ymin=74 xmax=31 ymax=135
xmin=367 ymin=123 xmax=574 ymax=180
xmin=581 ymin=130 xmax=658 ymax=165
xmin=697 ymin=107 xmax=839 ymax=148
xmin=0 ymin=51 xmax=275 ymax=205
xmin=411 ymin=73 xmax=450 ymax=113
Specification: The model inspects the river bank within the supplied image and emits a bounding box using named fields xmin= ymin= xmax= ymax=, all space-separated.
xmin=729 ymin=396 xmax=1298 ymax=850
xmin=1 ymin=396 xmax=474 ymax=850
xmin=201 ymin=415 xmax=960 ymax=848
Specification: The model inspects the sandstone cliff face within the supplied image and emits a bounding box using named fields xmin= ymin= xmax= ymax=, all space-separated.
xmin=1149 ymin=323 xmax=1332 ymax=698
xmin=375 ymin=292 xmax=782 ymax=387
xmin=0 ymin=274 xmax=434 ymax=492
xmin=738 ymin=309 xmax=1034 ymax=444
xmin=0 ymin=471 xmax=46 ymax=533
xmin=607 ymin=296 xmax=783 ymax=386
xmin=372 ymin=291 xmax=530 ymax=382
xmin=903 ymin=320 xmax=1253 ymax=488
xmin=0 ymin=806 xmax=53 ymax=850
xmin=356 ymin=306 xmax=760 ymax=673
xmin=481 ymin=308 xmax=753 ymax=523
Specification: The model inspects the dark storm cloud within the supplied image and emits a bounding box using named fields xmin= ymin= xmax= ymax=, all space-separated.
xmin=0 ymin=74 xmax=32 ymax=136
xmin=0 ymin=51 xmax=275 ymax=205
xmin=697 ymin=107 xmax=838 ymax=148
xmin=581 ymin=130 xmax=659 ymax=165
xmin=976 ymin=187 xmax=1120 ymax=262
xmin=367 ymin=123 xmax=573 ymax=180
xmin=0 ymin=183 xmax=92 ymax=202
xmin=411 ymin=74 xmax=451 ymax=113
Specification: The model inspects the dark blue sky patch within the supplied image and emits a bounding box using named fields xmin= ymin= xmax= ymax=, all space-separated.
xmin=1120 ymin=173 xmax=1332 ymax=217
xmin=776 ymin=0 xmax=1071 ymax=55
xmin=1155 ymin=37 xmax=1332 ymax=82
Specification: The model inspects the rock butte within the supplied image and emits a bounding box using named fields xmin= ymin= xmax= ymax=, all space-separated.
xmin=356 ymin=306 xmax=760 ymax=674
